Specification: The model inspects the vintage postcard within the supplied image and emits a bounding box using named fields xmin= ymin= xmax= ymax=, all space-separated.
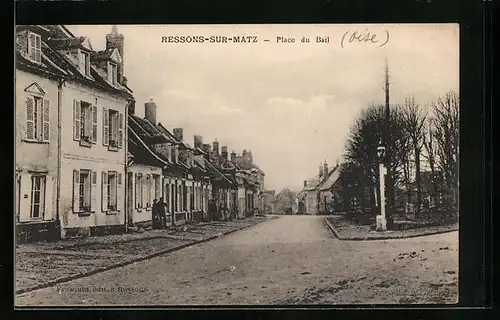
xmin=15 ymin=24 xmax=459 ymax=306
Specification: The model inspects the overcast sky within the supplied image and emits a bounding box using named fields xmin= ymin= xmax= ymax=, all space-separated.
xmin=67 ymin=24 xmax=459 ymax=192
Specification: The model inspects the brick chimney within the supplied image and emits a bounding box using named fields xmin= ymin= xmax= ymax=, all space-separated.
xmin=230 ymin=151 xmax=237 ymax=163
xmin=194 ymin=135 xmax=203 ymax=149
xmin=106 ymin=25 xmax=125 ymax=84
xmin=323 ymin=161 xmax=329 ymax=177
xmin=145 ymin=99 xmax=157 ymax=125
xmin=221 ymin=146 xmax=228 ymax=160
xmin=173 ymin=128 xmax=183 ymax=142
xmin=304 ymin=180 xmax=307 ymax=187
xmin=319 ymin=163 xmax=323 ymax=177
xmin=213 ymin=139 xmax=219 ymax=156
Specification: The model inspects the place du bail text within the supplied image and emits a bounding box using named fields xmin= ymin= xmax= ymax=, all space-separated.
xmin=160 ymin=30 xmax=389 ymax=48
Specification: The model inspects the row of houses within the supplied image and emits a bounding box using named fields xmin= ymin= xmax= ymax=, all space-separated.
xmin=15 ymin=25 xmax=265 ymax=243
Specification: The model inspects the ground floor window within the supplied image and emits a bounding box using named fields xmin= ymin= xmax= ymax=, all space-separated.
xmin=135 ymin=174 xmax=143 ymax=208
xmin=31 ymin=175 xmax=46 ymax=219
xmin=108 ymin=171 xmax=117 ymax=211
xmin=78 ymin=170 xmax=91 ymax=212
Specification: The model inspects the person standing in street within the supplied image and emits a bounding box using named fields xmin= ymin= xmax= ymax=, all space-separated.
xmin=158 ymin=197 xmax=167 ymax=228
xmin=208 ymin=200 xmax=216 ymax=222
xmin=152 ymin=199 xmax=159 ymax=229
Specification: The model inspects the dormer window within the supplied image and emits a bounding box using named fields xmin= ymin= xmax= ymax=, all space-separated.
xmin=108 ymin=62 xmax=118 ymax=85
xmin=80 ymin=51 xmax=90 ymax=76
xmin=27 ymin=32 xmax=42 ymax=64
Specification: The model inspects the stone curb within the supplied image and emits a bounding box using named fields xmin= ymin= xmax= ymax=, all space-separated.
xmin=15 ymin=218 xmax=271 ymax=296
xmin=324 ymin=217 xmax=458 ymax=241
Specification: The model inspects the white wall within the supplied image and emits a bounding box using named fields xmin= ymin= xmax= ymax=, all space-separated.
xmin=16 ymin=70 xmax=59 ymax=223
xmin=59 ymin=81 xmax=128 ymax=234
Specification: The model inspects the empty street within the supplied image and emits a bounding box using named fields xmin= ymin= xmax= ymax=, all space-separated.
xmin=16 ymin=215 xmax=458 ymax=306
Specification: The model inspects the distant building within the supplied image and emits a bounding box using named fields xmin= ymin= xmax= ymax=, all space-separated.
xmin=274 ymin=188 xmax=297 ymax=215
xmin=298 ymin=160 xmax=341 ymax=215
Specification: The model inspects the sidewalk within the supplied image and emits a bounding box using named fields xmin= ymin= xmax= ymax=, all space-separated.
xmin=325 ymin=217 xmax=458 ymax=241
xmin=16 ymin=215 xmax=276 ymax=294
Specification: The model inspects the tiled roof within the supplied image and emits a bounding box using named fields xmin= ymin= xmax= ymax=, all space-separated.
xmin=128 ymin=127 xmax=169 ymax=167
xmin=205 ymin=159 xmax=232 ymax=184
xmin=156 ymin=123 xmax=180 ymax=144
xmin=15 ymin=25 xmax=132 ymax=99
xmin=318 ymin=165 xmax=341 ymax=191
xmin=48 ymin=37 xmax=87 ymax=50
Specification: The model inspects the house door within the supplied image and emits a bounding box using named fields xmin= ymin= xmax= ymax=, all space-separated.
xmin=127 ymin=173 xmax=133 ymax=226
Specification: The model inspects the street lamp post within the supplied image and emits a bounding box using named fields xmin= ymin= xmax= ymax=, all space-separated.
xmin=376 ymin=144 xmax=387 ymax=231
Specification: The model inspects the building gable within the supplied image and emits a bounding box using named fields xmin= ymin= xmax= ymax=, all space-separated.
xmin=24 ymin=82 xmax=46 ymax=96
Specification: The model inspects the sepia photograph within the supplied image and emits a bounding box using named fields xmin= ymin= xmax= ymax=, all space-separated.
xmin=15 ymin=24 xmax=459 ymax=306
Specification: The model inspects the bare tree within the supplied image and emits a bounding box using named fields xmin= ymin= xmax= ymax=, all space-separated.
xmin=402 ymin=96 xmax=427 ymax=214
xmin=422 ymin=116 xmax=439 ymax=208
xmin=432 ymin=91 xmax=459 ymax=212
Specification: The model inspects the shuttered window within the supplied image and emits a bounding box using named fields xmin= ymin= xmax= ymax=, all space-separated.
xmin=108 ymin=171 xmax=118 ymax=211
xmin=74 ymin=100 xmax=93 ymax=144
xmin=73 ymin=169 xmax=91 ymax=213
xmin=26 ymin=96 xmax=48 ymax=142
xmin=106 ymin=109 xmax=123 ymax=148
xmin=28 ymin=31 xmax=42 ymax=64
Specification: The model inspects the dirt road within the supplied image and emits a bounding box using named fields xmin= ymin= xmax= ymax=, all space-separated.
xmin=16 ymin=215 xmax=458 ymax=306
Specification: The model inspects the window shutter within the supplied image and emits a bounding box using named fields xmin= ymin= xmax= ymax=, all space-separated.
xmin=26 ymin=97 xmax=35 ymax=140
xmin=144 ymin=175 xmax=149 ymax=208
xmin=29 ymin=33 xmax=36 ymax=61
xmin=90 ymin=171 xmax=97 ymax=212
xmin=72 ymin=169 xmax=80 ymax=213
xmin=19 ymin=173 xmax=32 ymax=222
xmin=35 ymin=35 xmax=41 ymax=63
xmin=103 ymin=108 xmax=109 ymax=146
xmin=85 ymin=106 xmax=92 ymax=139
xmin=102 ymin=171 xmax=108 ymax=211
xmin=42 ymin=99 xmax=50 ymax=142
xmin=73 ymin=100 xmax=81 ymax=141
xmin=150 ymin=175 xmax=155 ymax=207
xmin=92 ymin=105 xmax=98 ymax=144
xmin=135 ymin=174 xmax=139 ymax=208
xmin=118 ymin=112 xmax=124 ymax=148
xmin=44 ymin=176 xmax=54 ymax=220
xmin=117 ymin=173 xmax=123 ymax=211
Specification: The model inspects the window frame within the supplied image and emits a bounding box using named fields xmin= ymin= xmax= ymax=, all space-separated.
xmin=27 ymin=31 xmax=42 ymax=64
xmin=107 ymin=109 xmax=120 ymax=149
xmin=81 ymin=50 xmax=91 ymax=76
xmin=79 ymin=169 xmax=91 ymax=212
xmin=108 ymin=61 xmax=118 ymax=85
xmin=30 ymin=174 xmax=46 ymax=220
xmin=79 ymin=101 xmax=93 ymax=145
xmin=107 ymin=171 xmax=118 ymax=211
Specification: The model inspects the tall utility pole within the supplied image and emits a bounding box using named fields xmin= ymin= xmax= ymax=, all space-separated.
xmin=383 ymin=57 xmax=392 ymax=225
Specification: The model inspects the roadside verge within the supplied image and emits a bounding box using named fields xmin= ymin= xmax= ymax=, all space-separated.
xmin=324 ymin=217 xmax=458 ymax=241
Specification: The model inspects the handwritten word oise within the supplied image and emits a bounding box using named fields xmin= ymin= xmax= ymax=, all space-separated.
xmin=341 ymin=29 xmax=390 ymax=49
